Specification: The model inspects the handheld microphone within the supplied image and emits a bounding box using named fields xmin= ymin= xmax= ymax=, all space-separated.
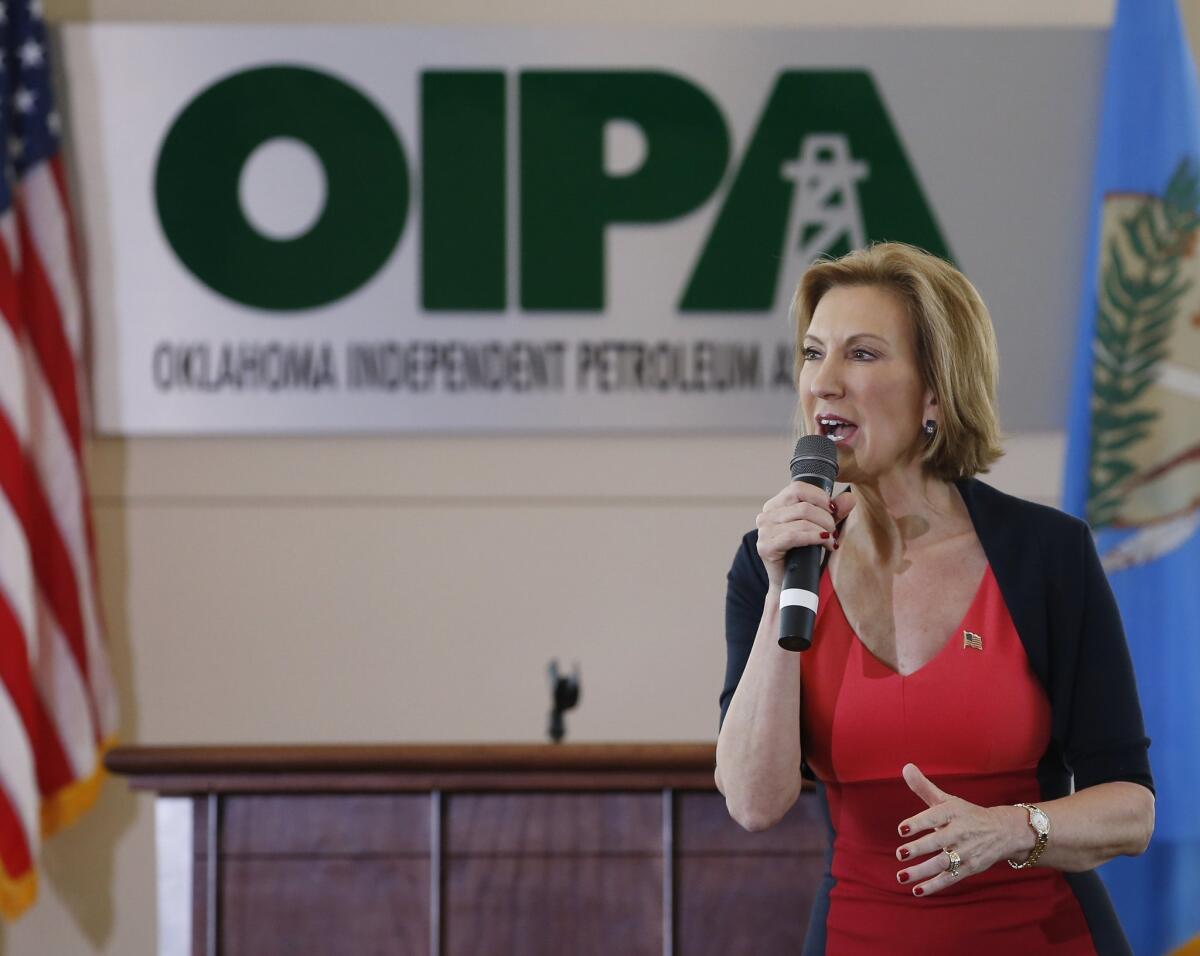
xmin=778 ymin=434 xmax=839 ymax=652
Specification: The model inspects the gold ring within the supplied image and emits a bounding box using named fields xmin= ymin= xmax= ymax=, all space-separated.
xmin=945 ymin=848 xmax=963 ymax=878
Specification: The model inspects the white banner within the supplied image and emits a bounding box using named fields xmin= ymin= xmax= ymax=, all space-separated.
xmin=60 ymin=25 xmax=1103 ymax=434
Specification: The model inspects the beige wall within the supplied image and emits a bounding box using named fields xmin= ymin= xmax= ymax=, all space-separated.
xmin=8 ymin=0 xmax=1184 ymax=953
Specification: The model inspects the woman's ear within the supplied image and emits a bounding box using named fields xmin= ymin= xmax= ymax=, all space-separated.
xmin=923 ymin=391 xmax=939 ymax=422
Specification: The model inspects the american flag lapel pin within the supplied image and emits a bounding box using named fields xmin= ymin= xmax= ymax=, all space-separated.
xmin=963 ymin=630 xmax=984 ymax=651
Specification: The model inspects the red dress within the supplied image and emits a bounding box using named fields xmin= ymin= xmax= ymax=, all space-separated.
xmin=800 ymin=565 xmax=1099 ymax=955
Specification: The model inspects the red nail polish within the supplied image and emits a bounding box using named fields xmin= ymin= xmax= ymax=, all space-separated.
xmin=833 ymin=542 xmax=839 ymax=550
xmin=899 ymin=848 xmax=910 ymax=860
xmin=913 ymin=886 xmax=924 ymax=896
xmin=900 ymin=825 xmax=911 ymax=836
xmin=820 ymin=532 xmax=831 ymax=539
xmin=898 ymin=872 xmax=910 ymax=884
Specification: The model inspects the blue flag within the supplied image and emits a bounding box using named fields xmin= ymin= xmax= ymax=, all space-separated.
xmin=1064 ymin=1 xmax=1200 ymax=953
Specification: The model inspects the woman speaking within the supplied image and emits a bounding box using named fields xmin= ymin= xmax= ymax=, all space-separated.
xmin=714 ymin=243 xmax=1155 ymax=955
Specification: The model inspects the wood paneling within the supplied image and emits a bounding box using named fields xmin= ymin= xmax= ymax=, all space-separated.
xmin=444 ymin=857 xmax=661 ymax=956
xmin=116 ymin=745 xmax=830 ymax=956
xmin=676 ymin=855 xmax=825 ymax=956
xmin=193 ymin=794 xmax=433 ymax=955
xmin=219 ymin=858 xmax=429 ymax=956
xmin=446 ymin=793 xmax=660 ymax=855
xmin=109 ymin=743 xmax=720 ymax=776
xmin=675 ymin=791 xmax=829 ymax=954
xmin=220 ymin=794 xmax=430 ymax=855
xmin=676 ymin=790 xmax=827 ymax=854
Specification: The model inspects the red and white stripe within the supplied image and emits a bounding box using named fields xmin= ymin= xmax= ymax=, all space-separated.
xmin=0 ymin=154 xmax=116 ymax=915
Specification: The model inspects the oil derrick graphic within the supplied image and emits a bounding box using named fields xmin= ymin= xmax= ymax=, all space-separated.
xmin=780 ymin=134 xmax=870 ymax=272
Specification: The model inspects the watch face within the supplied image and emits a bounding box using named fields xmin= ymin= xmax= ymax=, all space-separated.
xmin=1030 ymin=808 xmax=1050 ymax=834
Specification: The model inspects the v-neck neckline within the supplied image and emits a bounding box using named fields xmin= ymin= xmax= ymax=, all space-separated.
xmin=825 ymin=565 xmax=991 ymax=679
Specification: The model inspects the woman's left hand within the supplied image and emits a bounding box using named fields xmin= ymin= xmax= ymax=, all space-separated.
xmin=894 ymin=762 xmax=1030 ymax=897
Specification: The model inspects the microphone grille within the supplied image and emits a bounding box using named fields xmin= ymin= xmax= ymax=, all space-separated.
xmin=790 ymin=434 xmax=839 ymax=484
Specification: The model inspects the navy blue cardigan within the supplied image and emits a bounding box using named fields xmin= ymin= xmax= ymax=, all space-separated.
xmin=719 ymin=479 xmax=1153 ymax=956
xmin=720 ymin=477 xmax=1153 ymax=798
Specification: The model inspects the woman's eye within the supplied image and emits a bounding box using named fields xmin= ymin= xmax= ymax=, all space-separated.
xmin=850 ymin=349 xmax=876 ymax=360
xmin=802 ymin=347 xmax=821 ymax=360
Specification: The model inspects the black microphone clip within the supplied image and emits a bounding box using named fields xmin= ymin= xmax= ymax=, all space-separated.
xmin=547 ymin=659 xmax=580 ymax=743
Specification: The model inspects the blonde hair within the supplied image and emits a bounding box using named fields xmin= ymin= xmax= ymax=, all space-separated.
xmin=790 ymin=242 xmax=1003 ymax=481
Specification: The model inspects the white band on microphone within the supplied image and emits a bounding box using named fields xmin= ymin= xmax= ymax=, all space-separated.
xmin=779 ymin=588 xmax=819 ymax=612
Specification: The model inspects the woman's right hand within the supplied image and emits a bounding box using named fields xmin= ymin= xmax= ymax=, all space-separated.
xmin=755 ymin=483 xmax=856 ymax=590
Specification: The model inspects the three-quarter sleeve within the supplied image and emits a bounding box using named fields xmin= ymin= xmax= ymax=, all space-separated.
xmin=719 ymin=530 xmax=768 ymax=728
xmin=1062 ymin=522 xmax=1155 ymax=794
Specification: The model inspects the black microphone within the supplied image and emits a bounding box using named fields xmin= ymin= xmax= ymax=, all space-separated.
xmin=778 ymin=434 xmax=839 ymax=652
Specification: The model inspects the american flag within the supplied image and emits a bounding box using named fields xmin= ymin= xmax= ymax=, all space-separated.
xmin=0 ymin=0 xmax=117 ymax=920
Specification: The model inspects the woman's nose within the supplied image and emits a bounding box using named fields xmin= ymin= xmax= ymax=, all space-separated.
xmin=809 ymin=355 xmax=844 ymax=399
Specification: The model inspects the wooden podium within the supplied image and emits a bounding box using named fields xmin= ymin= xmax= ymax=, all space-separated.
xmin=107 ymin=744 xmax=827 ymax=956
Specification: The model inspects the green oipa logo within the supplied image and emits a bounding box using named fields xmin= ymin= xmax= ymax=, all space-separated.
xmin=156 ymin=66 xmax=949 ymax=313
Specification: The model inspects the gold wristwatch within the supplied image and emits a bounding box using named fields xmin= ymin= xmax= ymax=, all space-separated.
xmin=1008 ymin=803 xmax=1050 ymax=869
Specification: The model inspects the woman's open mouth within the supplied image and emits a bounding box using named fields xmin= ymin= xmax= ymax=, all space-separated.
xmin=816 ymin=415 xmax=859 ymax=444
